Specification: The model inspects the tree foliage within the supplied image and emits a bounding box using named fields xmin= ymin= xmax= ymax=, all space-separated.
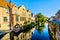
xmin=22 ymin=22 xmax=35 ymax=33
xmin=35 ymin=13 xmax=48 ymax=33
xmin=21 ymin=13 xmax=49 ymax=33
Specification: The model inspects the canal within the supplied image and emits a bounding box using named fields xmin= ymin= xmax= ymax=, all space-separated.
xmin=0 ymin=23 xmax=50 ymax=40
xmin=31 ymin=24 xmax=50 ymax=40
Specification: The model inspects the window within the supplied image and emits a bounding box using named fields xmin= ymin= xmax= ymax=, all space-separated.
xmin=29 ymin=18 xmax=31 ymax=20
xmin=0 ymin=24 xmax=1 ymax=28
xmin=22 ymin=8 xmax=25 ymax=10
xmin=20 ymin=17 xmax=26 ymax=21
xmin=22 ymin=12 xmax=26 ymax=16
xmin=20 ymin=17 xmax=22 ymax=21
xmin=28 ymin=14 xmax=31 ymax=16
xmin=6 ymin=9 xmax=9 ymax=14
xmin=14 ymin=10 xmax=17 ymax=14
xmin=16 ymin=16 xmax=19 ymax=22
xmin=3 ymin=17 xmax=8 ymax=22
xmin=23 ymin=17 xmax=25 ymax=21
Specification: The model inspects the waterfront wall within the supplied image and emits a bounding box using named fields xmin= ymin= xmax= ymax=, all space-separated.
xmin=0 ymin=28 xmax=35 ymax=40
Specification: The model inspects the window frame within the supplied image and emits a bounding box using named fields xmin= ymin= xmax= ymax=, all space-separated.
xmin=3 ymin=17 xmax=8 ymax=22
xmin=16 ymin=15 xmax=19 ymax=22
xmin=14 ymin=10 xmax=17 ymax=14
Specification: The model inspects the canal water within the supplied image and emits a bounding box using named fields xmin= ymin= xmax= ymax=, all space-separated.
xmin=31 ymin=24 xmax=50 ymax=40
xmin=0 ymin=24 xmax=50 ymax=40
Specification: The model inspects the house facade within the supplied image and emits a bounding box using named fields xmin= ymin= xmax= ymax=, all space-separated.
xmin=0 ymin=0 xmax=32 ymax=30
xmin=48 ymin=10 xmax=60 ymax=40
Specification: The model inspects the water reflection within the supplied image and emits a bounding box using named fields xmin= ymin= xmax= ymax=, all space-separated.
xmin=0 ymin=24 xmax=50 ymax=40
xmin=0 ymin=32 xmax=7 ymax=39
xmin=31 ymin=24 xmax=50 ymax=40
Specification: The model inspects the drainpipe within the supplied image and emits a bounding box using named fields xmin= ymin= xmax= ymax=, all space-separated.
xmin=8 ymin=0 xmax=14 ymax=40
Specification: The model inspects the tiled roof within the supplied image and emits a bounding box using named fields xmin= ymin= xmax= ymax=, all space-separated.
xmin=50 ymin=19 xmax=60 ymax=25
xmin=0 ymin=0 xmax=8 ymax=8
xmin=0 ymin=0 xmax=13 ymax=8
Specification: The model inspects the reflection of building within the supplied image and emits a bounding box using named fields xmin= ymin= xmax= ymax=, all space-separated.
xmin=0 ymin=0 xmax=31 ymax=30
xmin=48 ymin=10 xmax=60 ymax=40
xmin=18 ymin=28 xmax=35 ymax=40
xmin=48 ymin=19 xmax=60 ymax=40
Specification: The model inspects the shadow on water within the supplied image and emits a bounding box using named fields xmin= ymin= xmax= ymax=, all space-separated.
xmin=31 ymin=23 xmax=50 ymax=40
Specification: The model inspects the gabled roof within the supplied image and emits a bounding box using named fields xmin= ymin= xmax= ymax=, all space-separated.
xmin=18 ymin=5 xmax=26 ymax=10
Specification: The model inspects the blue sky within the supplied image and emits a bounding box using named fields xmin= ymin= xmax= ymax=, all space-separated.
xmin=6 ymin=0 xmax=60 ymax=17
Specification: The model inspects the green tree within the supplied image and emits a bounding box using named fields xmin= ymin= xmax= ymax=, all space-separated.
xmin=35 ymin=13 xmax=47 ymax=33
xmin=21 ymin=13 xmax=49 ymax=33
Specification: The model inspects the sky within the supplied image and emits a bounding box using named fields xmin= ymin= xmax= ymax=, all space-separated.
xmin=6 ymin=0 xmax=60 ymax=17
